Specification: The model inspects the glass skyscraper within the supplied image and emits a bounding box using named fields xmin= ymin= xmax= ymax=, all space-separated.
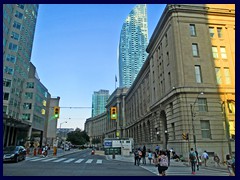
xmin=119 ymin=4 xmax=148 ymax=88
xmin=92 ymin=90 xmax=110 ymax=117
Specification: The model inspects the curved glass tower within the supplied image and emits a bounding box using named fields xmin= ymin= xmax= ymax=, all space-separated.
xmin=119 ymin=4 xmax=148 ymax=88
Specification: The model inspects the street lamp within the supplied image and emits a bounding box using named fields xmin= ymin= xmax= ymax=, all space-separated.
xmin=165 ymin=130 xmax=169 ymax=149
xmin=190 ymin=92 xmax=204 ymax=151
xmin=60 ymin=121 xmax=67 ymax=129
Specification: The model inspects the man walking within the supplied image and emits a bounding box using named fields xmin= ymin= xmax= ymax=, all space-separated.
xmin=202 ymin=150 xmax=209 ymax=167
xmin=189 ymin=148 xmax=197 ymax=175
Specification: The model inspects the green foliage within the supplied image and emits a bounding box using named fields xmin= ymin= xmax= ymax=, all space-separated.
xmin=92 ymin=138 xmax=101 ymax=144
xmin=66 ymin=128 xmax=89 ymax=145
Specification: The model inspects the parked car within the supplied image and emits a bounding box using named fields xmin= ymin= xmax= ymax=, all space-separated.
xmin=3 ymin=146 xmax=26 ymax=163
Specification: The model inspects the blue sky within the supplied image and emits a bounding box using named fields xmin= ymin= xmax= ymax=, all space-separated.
xmin=31 ymin=4 xmax=166 ymax=130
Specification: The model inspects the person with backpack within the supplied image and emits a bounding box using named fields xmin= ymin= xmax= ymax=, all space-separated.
xmin=189 ymin=148 xmax=197 ymax=175
xmin=157 ymin=150 xmax=169 ymax=176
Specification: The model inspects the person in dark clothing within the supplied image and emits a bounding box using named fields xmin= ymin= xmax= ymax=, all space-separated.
xmin=166 ymin=149 xmax=171 ymax=166
xmin=134 ymin=149 xmax=139 ymax=165
xmin=142 ymin=145 xmax=146 ymax=165
xmin=195 ymin=150 xmax=200 ymax=170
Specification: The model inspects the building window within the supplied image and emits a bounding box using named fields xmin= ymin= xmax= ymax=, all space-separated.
xmin=198 ymin=98 xmax=208 ymax=112
xmin=220 ymin=46 xmax=227 ymax=59
xmin=24 ymin=92 xmax=33 ymax=99
xmin=190 ymin=24 xmax=196 ymax=36
xmin=8 ymin=42 xmax=18 ymax=52
xmin=201 ymin=120 xmax=211 ymax=139
xmin=217 ymin=27 xmax=223 ymax=38
xmin=13 ymin=21 xmax=21 ymax=30
xmin=22 ymin=114 xmax=31 ymax=121
xmin=212 ymin=46 xmax=219 ymax=59
xmin=4 ymin=66 xmax=14 ymax=75
xmin=168 ymin=72 xmax=171 ymax=88
xmin=6 ymin=54 xmax=16 ymax=63
xmin=224 ymin=68 xmax=231 ymax=84
xmin=195 ymin=65 xmax=202 ymax=83
xmin=17 ymin=4 xmax=25 ymax=9
xmin=215 ymin=67 xmax=222 ymax=84
xmin=11 ymin=32 xmax=20 ymax=41
xmin=23 ymin=103 xmax=32 ymax=110
xmin=192 ymin=43 xmax=199 ymax=57
xmin=171 ymin=123 xmax=175 ymax=140
xmin=3 ymin=92 xmax=10 ymax=100
xmin=26 ymin=82 xmax=34 ymax=88
xmin=15 ymin=11 xmax=23 ymax=19
xmin=209 ymin=27 xmax=214 ymax=38
xmin=3 ymin=78 xmax=12 ymax=87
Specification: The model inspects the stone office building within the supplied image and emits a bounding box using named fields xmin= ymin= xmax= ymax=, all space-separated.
xmin=124 ymin=4 xmax=235 ymax=159
xmin=85 ymin=4 xmax=235 ymax=160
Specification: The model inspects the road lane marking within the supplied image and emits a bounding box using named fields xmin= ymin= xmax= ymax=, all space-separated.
xmin=53 ymin=158 xmax=67 ymax=162
xmin=30 ymin=158 xmax=44 ymax=161
xmin=96 ymin=160 xmax=102 ymax=164
xmin=42 ymin=158 xmax=57 ymax=162
xmin=64 ymin=158 xmax=75 ymax=163
xmin=85 ymin=159 xmax=93 ymax=163
xmin=75 ymin=159 xmax=84 ymax=163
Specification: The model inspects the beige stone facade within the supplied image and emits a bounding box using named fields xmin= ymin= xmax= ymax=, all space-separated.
xmin=85 ymin=4 xmax=235 ymax=160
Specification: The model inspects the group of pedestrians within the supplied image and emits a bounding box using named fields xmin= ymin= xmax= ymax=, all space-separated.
xmin=134 ymin=145 xmax=171 ymax=176
xmin=189 ymin=148 xmax=235 ymax=176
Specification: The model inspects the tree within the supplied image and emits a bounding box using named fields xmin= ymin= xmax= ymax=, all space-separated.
xmin=66 ymin=128 xmax=89 ymax=145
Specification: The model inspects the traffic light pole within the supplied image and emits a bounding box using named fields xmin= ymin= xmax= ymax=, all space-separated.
xmin=190 ymin=104 xmax=197 ymax=151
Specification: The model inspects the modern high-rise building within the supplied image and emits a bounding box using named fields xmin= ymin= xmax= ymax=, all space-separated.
xmin=3 ymin=4 xmax=40 ymax=146
xmin=119 ymin=4 xmax=149 ymax=88
xmin=92 ymin=90 xmax=110 ymax=117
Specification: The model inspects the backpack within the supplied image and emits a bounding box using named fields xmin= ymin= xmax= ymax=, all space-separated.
xmin=138 ymin=150 xmax=142 ymax=157
xmin=159 ymin=155 xmax=168 ymax=167
xmin=190 ymin=152 xmax=196 ymax=161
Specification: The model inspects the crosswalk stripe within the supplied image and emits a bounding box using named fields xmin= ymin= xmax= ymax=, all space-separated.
xmin=86 ymin=159 xmax=93 ymax=163
xmin=30 ymin=158 xmax=44 ymax=161
xmin=74 ymin=159 xmax=84 ymax=163
xmin=96 ymin=160 xmax=102 ymax=164
xmin=53 ymin=158 xmax=67 ymax=162
xmin=64 ymin=158 xmax=75 ymax=163
xmin=42 ymin=158 xmax=57 ymax=162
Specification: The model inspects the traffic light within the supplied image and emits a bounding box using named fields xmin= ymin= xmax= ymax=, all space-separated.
xmin=54 ymin=106 xmax=60 ymax=118
xmin=182 ymin=133 xmax=186 ymax=140
xmin=110 ymin=107 xmax=117 ymax=120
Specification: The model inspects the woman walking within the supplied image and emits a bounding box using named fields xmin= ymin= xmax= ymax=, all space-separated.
xmin=157 ymin=150 xmax=169 ymax=176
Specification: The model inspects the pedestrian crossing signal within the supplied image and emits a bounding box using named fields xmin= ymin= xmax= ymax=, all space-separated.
xmin=110 ymin=107 xmax=117 ymax=120
xmin=54 ymin=106 xmax=60 ymax=118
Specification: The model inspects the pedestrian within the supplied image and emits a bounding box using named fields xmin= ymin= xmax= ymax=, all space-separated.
xmin=201 ymin=150 xmax=209 ymax=167
xmin=189 ymin=148 xmax=197 ymax=175
xmin=157 ymin=150 xmax=169 ymax=176
xmin=195 ymin=150 xmax=200 ymax=171
xmin=166 ymin=149 xmax=170 ymax=166
xmin=142 ymin=145 xmax=146 ymax=165
xmin=133 ymin=148 xmax=139 ymax=166
xmin=153 ymin=150 xmax=158 ymax=166
xmin=147 ymin=150 xmax=153 ymax=164
xmin=137 ymin=148 xmax=142 ymax=166
xmin=226 ymin=154 xmax=235 ymax=176
xmin=155 ymin=145 xmax=160 ymax=153
xmin=213 ymin=153 xmax=221 ymax=167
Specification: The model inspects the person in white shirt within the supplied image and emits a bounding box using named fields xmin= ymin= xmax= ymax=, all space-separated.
xmin=201 ymin=150 xmax=209 ymax=167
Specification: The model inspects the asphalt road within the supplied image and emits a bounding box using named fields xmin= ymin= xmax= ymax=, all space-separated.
xmin=3 ymin=149 xmax=156 ymax=176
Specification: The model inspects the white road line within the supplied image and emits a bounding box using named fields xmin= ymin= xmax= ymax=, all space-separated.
xmin=96 ymin=160 xmax=102 ymax=164
xmin=30 ymin=158 xmax=44 ymax=161
xmin=63 ymin=158 xmax=75 ymax=163
xmin=74 ymin=159 xmax=84 ymax=163
xmin=53 ymin=158 xmax=67 ymax=162
xmin=42 ymin=158 xmax=57 ymax=162
xmin=85 ymin=159 xmax=93 ymax=163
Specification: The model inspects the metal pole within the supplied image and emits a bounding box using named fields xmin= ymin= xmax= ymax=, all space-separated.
xmin=190 ymin=104 xmax=197 ymax=151
xmin=222 ymin=101 xmax=232 ymax=157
